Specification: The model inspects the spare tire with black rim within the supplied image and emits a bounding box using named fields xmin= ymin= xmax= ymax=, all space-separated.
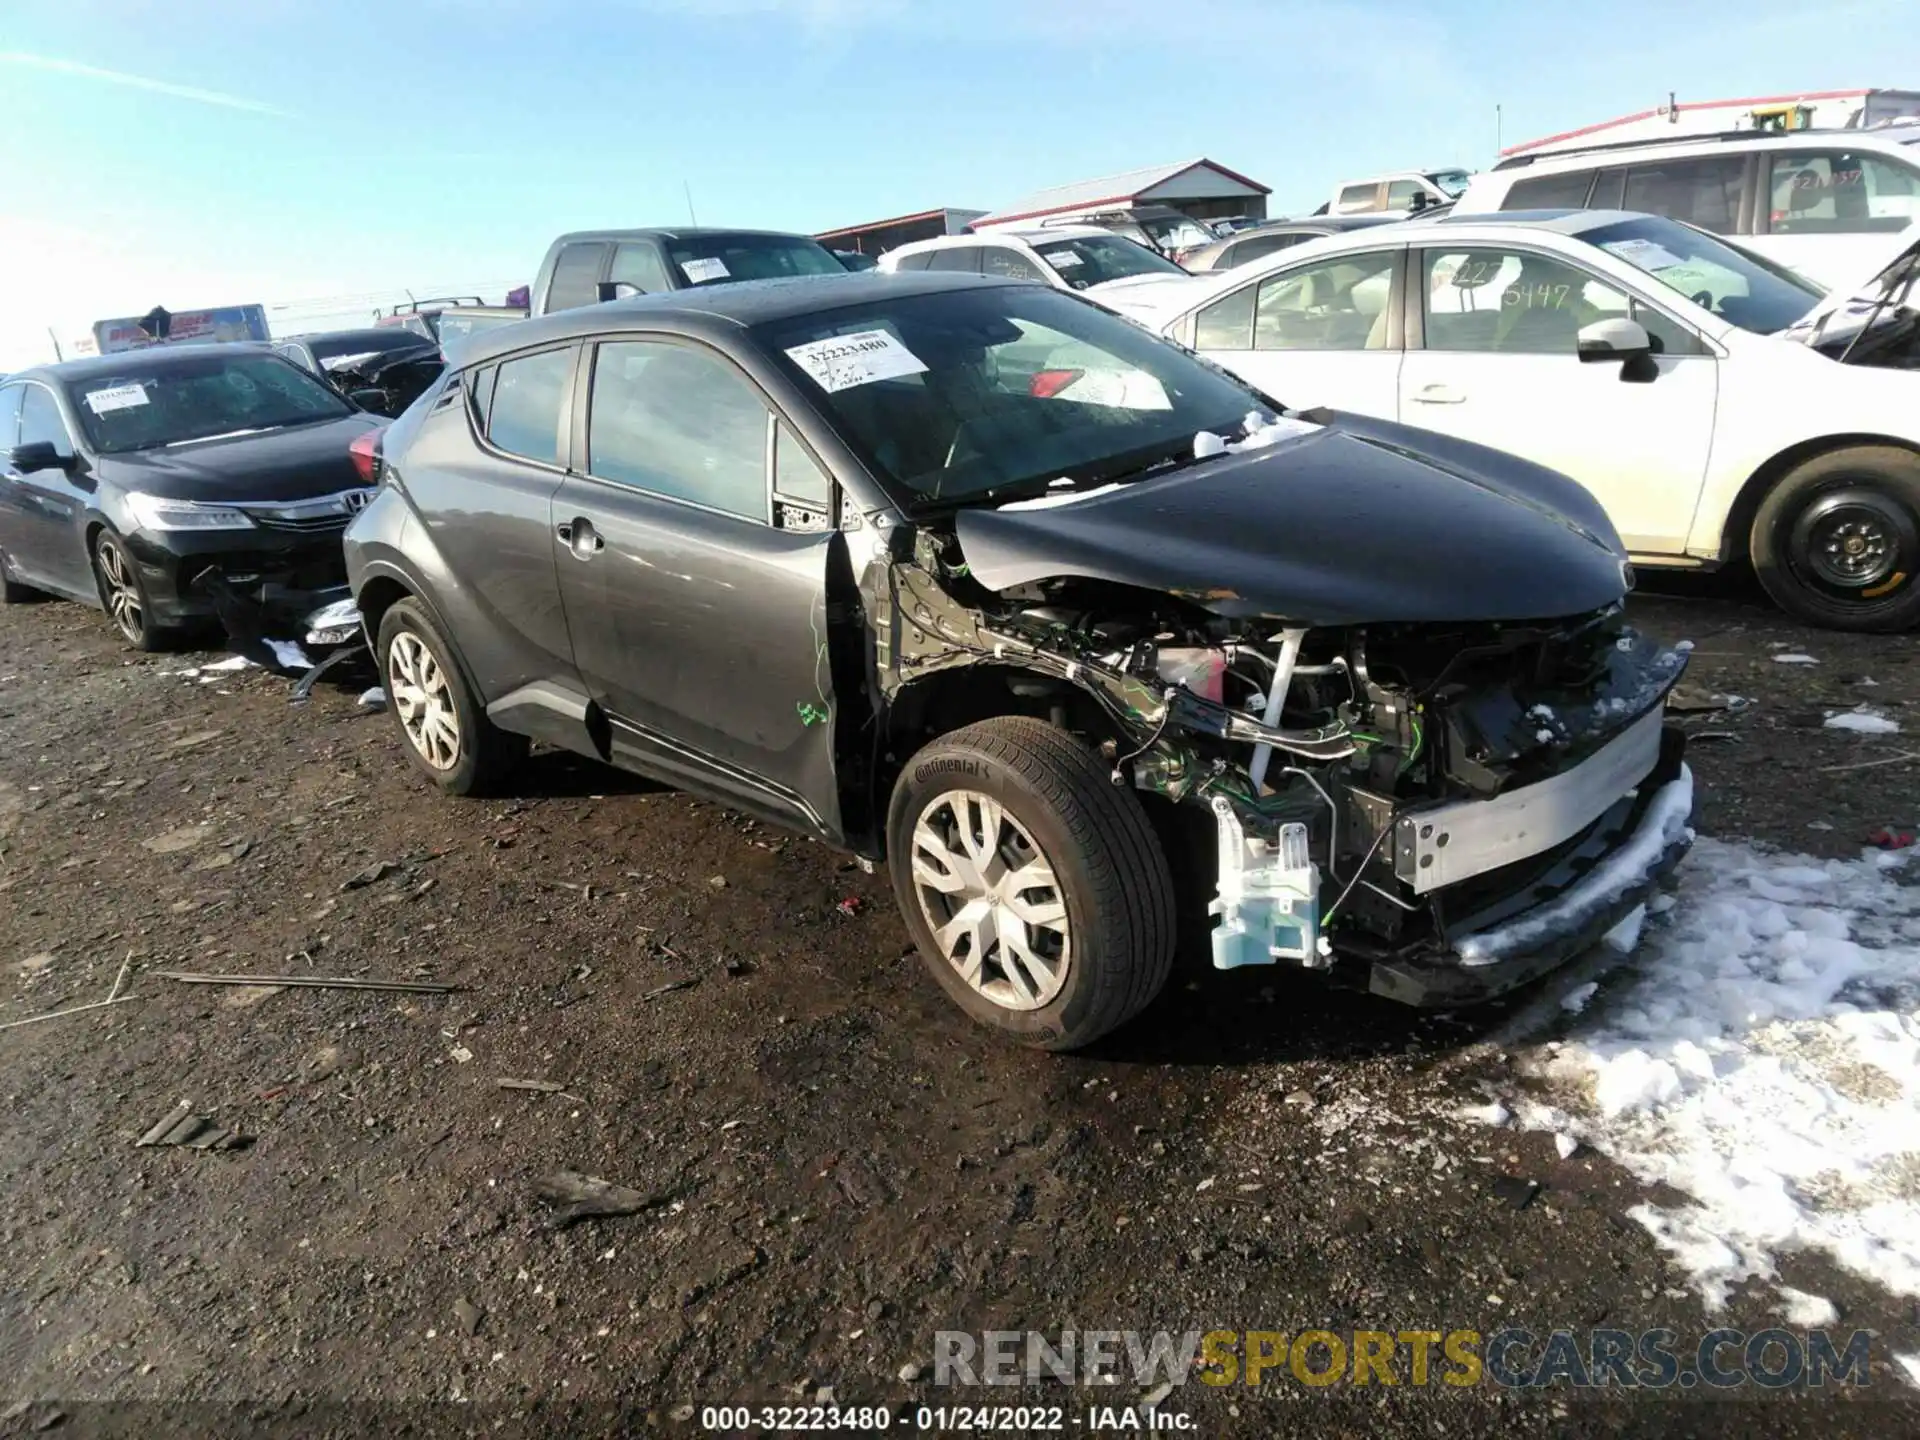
xmin=1750 ymin=445 xmax=1920 ymax=632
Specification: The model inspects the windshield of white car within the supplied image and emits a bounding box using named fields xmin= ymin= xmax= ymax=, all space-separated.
xmin=1031 ymin=236 xmax=1187 ymax=288
xmin=1141 ymin=216 xmax=1216 ymax=253
xmin=1581 ymin=216 xmax=1822 ymax=333
xmin=755 ymin=285 xmax=1266 ymax=510
xmin=1429 ymin=170 xmax=1472 ymax=198
xmin=69 ymin=353 xmax=355 ymax=454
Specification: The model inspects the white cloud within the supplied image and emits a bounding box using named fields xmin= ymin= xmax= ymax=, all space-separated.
xmin=0 ymin=52 xmax=290 ymax=117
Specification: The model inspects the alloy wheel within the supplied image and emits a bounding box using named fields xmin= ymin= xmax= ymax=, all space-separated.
xmin=95 ymin=538 xmax=144 ymax=643
xmin=387 ymin=631 xmax=462 ymax=771
xmin=909 ymin=789 xmax=1071 ymax=1011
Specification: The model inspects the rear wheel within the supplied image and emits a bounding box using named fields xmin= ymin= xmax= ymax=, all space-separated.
xmin=375 ymin=597 xmax=527 ymax=796
xmin=1750 ymin=446 xmax=1920 ymax=632
xmin=91 ymin=528 xmax=180 ymax=651
xmin=887 ymin=716 xmax=1176 ymax=1051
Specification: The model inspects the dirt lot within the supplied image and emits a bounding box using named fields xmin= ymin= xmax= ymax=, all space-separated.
xmin=1 ymin=574 xmax=1917 ymax=1438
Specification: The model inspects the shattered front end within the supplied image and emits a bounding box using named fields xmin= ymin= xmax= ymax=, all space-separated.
xmin=883 ymin=538 xmax=1693 ymax=1007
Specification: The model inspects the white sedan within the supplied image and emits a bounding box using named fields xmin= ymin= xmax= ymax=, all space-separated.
xmin=879 ymin=227 xmax=1205 ymax=311
xmin=1115 ymin=210 xmax=1920 ymax=631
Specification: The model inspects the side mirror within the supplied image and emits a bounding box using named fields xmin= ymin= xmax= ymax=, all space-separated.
xmin=1577 ymin=317 xmax=1653 ymax=364
xmin=595 ymin=281 xmax=643 ymax=303
xmin=8 ymin=441 xmax=71 ymax=475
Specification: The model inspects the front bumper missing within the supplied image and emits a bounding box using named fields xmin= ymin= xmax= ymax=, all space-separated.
xmin=1366 ymin=728 xmax=1693 ymax=1007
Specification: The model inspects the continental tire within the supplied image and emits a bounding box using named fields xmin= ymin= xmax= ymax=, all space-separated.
xmin=887 ymin=716 xmax=1176 ymax=1051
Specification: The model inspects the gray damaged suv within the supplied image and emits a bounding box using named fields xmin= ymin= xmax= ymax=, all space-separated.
xmin=343 ymin=272 xmax=1694 ymax=1051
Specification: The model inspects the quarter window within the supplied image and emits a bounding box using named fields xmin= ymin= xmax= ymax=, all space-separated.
xmin=1502 ymin=170 xmax=1597 ymax=210
xmin=1384 ymin=179 xmax=1426 ymax=211
xmin=1194 ymin=284 xmax=1257 ymax=351
xmin=774 ymin=422 xmax=831 ymax=508
xmin=1337 ymin=183 xmax=1378 ymax=212
xmin=1421 ymin=248 xmax=1691 ymax=355
xmin=1251 ymin=252 xmax=1398 ymax=351
xmin=546 ymin=242 xmax=611 ymax=311
xmin=1766 ymin=151 xmax=1920 ymax=234
xmin=19 ymin=387 xmax=74 ymax=458
xmin=486 ymin=348 xmax=573 ymax=465
xmin=587 ymin=341 xmax=770 ymax=521
xmin=1620 ymin=156 xmax=1747 ymax=234
xmin=926 ymin=247 xmax=982 ymax=273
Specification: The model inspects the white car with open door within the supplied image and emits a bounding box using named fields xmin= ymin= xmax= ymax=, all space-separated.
xmin=1128 ymin=211 xmax=1920 ymax=632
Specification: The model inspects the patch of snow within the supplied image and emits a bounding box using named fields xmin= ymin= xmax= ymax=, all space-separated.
xmin=1535 ymin=727 xmax=1555 ymax=744
xmin=1603 ymin=903 xmax=1648 ymax=954
xmin=264 ymin=639 xmax=312 ymax=671
xmin=1497 ymin=836 xmax=1920 ymax=1310
xmin=998 ymin=481 xmax=1127 ymax=512
xmin=1561 ymin=981 xmax=1600 ymax=1014
xmin=358 ymin=687 xmax=388 ymax=710
xmin=1824 ymin=708 xmax=1901 ymax=735
xmin=1192 ymin=430 xmax=1226 ymax=459
xmin=1898 ymin=1353 xmax=1920 ymax=1389
xmin=203 ymin=656 xmax=253 ymax=673
xmin=1458 ymin=1101 xmax=1510 ymax=1127
xmin=1674 ymin=640 xmax=1695 ymax=653
xmin=1457 ymin=768 xmax=1694 ymax=963
xmin=1773 ymin=1287 xmax=1838 ymax=1327
xmin=1772 ymin=653 xmax=1820 ymax=665
xmin=1555 ymin=1133 xmax=1579 ymax=1160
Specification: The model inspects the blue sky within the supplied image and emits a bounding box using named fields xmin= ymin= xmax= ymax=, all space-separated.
xmin=0 ymin=0 xmax=1913 ymax=367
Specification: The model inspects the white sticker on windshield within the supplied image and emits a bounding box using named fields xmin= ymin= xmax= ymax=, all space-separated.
xmin=84 ymin=383 xmax=150 ymax=414
xmin=680 ymin=256 xmax=730 ymax=283
xmin=785 ymin=330 xmax=929 ymax=393
xmin=1601 ymin=238 xmax=1685 ymax=272
xmin=1048 ymin=250 xmax=1084 ymax=267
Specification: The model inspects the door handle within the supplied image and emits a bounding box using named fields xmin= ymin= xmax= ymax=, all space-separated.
xmin=557 ymin=517 xmax=604 ymax=559
xmin=1410 ymin=383 xmax=1466 ymax=405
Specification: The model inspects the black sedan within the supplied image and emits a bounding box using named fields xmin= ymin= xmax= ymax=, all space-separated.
xmin=0 ymin=346 xmax=381 ymax=650
xmin=272 ymin=328 xmax=445 ymax=417
xmin=343 ymin=272 xmax=1692 ymax=1051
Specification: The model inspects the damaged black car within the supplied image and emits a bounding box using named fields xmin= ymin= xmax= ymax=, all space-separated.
xmin=273 ymin=327 xmax=446 ymax=417
xmin=0 ymin=346 xmax=381 ymax=651
xmin=343 ymin=272 xmax=1694 ymax=1050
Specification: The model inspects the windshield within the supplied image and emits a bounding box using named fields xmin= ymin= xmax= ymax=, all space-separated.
xmin=1428 ymin=169 xmax=1473 ymax=198
xmin=754 ymin=284 xmax=1268 ymax=509
xmin=70 ymin=352 xmax=354 ymax=454
xmin=1032 ymin=235 xmax=1187 ymax=289
xmin=1581 ymin=215 xmax=1822 ymax=333
xmin=665 ymin=234 xmax=844 ymax=287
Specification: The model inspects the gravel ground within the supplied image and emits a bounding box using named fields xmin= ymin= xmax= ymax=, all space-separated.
xmin=1 ymin=574 xmax=1917 ymax=1439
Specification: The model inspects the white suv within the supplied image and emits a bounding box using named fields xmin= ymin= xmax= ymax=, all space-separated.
xmin=1454 ymin=129 xmax=1920 ymax=288
xmin=877 ymin=228 xmax=1202 ymax=307
xmin=1122 ymin=210 xmax=1920 ymax=631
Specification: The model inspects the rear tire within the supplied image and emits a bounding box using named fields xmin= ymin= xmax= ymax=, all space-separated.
xmin=887 ymin=716 xmax=1176 ymax=1051
xmin=1750 ymin=446 xmax=1920 ymax=632
xmin=375 ymin=597 xmax=527 ymax=796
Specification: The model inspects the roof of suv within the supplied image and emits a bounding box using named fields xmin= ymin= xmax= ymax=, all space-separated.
xmin=451 ymin=272 xmax=1025 ymax=367
xmin=546 ymin=226 xmax=826 ymax=246
xmin=1487 ymin=126 xmax=1918 ymax=174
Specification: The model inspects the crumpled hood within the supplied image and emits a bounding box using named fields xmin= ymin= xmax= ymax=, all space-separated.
xmin=1779 ymin=220 xmax=1920 ymax=349
xmin=97 ymin=415 xmax=381 ymax=502
xmin=953 ymin=412 xmax=1631 ymax=624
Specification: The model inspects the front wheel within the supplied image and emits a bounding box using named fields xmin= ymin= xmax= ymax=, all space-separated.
xmin=91 ymin=528 xmax=179 ymax=651
xmin=375 ymin=597 xmax=527 ymax=796
xmin=1750 ymin=447 xmax=1920 ymax=632
xmin=887 ymin=716 xmax=1176 ymax=1051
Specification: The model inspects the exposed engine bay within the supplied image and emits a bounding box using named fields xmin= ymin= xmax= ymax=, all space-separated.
xmin=876 ymin=532 xmax=1693 ymax=1004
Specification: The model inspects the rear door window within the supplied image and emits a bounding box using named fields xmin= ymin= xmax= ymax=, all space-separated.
xmin=546 ymin=243 xmax=611 ymax=311
xmin=485 ymin=348 xmax=573 ymax=465
xmin=1225 ymin=233 xmax=1304 ymax=267
xmin=1621 ymin=156 xmax=1748 ymax=234
xmin=1765 ymin=150 xmax=1920 ymax=234
xmin=1337 ymin=183 xmax=1378 ymax=211
xmin=1502 ymin=169 xmax=1598 ymax=210
xmin=1384 ymin=179 xmax=1427 ymax=211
